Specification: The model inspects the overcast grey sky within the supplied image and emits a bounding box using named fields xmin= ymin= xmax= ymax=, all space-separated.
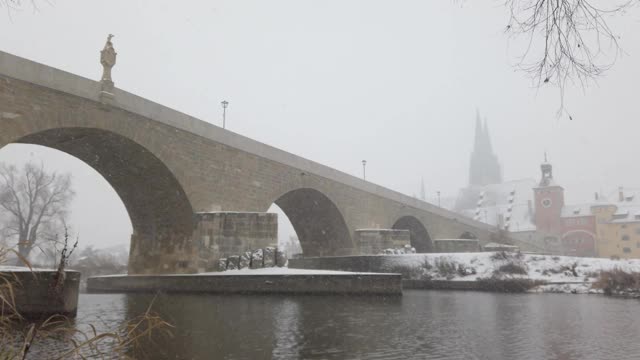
xmin=1 ymin=0 xmax=639 ymax=248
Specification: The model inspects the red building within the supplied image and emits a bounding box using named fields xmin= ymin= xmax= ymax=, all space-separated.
xmin=532 ymin=160 xmax=597 ymax=256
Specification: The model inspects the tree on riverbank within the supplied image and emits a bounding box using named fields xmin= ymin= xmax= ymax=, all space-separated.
xmin=0 ymin=162 xmax=74 ymax=264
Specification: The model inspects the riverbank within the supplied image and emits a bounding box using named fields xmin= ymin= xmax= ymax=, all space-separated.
xmin=291 ymin=252 xmax=640 ymax=294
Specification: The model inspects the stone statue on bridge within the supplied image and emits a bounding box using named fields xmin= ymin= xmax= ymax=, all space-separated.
xmin=99 ymin=34 xmax=117 ymax=105
xmin=100 ymin=34 xmax=117 ymax=83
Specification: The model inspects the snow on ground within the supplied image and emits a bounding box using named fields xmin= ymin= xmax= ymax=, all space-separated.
xmin=381 ymin=252 xmax=640 ymax=293
xmin=202 ymin=268 xmax=389 ymax=276
xmin=0 ymin=265 xmax=59 ymax=272
xmin=381 ymin=252 xmax=640 ymax=281
xmin=94 ymin=268 xmax=391 ymax=277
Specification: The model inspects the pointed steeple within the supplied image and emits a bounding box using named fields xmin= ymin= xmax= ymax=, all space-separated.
xmin=473 ymin=109 xmax=483 ymax=153
xmin=483 ymin=117 xmax=494 ymax=154
xmin=469 ymin=110 xmax=502 ymax=186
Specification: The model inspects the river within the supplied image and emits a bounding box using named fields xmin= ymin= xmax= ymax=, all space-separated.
xmin=29 ymin=290 xmax=640 ymax=359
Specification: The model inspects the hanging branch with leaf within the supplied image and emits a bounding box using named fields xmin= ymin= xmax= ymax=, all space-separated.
xmin=504 ymin=0 xmax=635 ymax=115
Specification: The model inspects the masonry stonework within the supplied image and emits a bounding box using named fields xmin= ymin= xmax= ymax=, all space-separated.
xmin=354 ymin=229 xmax=410 ymax=255
xmin=192 ymin=212 xmax=277 ymax=272
xmin=0 ymin=51 xmax=503 ymax=274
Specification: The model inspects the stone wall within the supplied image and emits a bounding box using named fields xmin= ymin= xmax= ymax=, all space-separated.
xmin=193 ymin=212 xmax=277 ymax=272
xmin=354 ymin=229 xmax=410 ymax=255
xmin=87 ymin=272 xmax=402 ymax=295
xmin=6 ymin=270 xmax=80 ymax=318
xmin=433 ymin=239 xmax=480 ymax=253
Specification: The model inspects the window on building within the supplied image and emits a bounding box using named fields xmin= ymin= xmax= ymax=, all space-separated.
xmin=623 ymin=247 xmax=631 ymax=253
xmin=622 ymin=235 xmax=630 ymax=241
xmin=636 ymin=228 xmax=640 ymax=235
xmin=636 ymin=242 xmax=640 ymax=249
xmin=622 ymin=224 xmax=627 ymax=229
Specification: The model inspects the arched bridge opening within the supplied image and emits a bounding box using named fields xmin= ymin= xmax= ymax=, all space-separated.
xmin=392 ymin=216 xmax=432 ymax=252
xmin=12 ymin=127 xmax=194 ymax=274
xmin=273 ymin=188 xmax=353 ymax=257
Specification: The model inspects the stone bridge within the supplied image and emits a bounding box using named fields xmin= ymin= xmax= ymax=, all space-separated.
xmin=0 ymin=51 xmax=501 ymax=274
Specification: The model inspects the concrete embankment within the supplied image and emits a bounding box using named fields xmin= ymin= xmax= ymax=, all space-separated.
xmin=1 ymin=270 xmax=81 ymax=318
xmin=289 ymin=255 xmax=396 ymax=273
xmin=402 ymin=280 xmax=483 ymax=291
xmin=87 ymin=272 xmax=403 ymax=295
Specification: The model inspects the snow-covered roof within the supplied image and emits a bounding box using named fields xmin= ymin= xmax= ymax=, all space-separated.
xmin=483 ymin=242 xmax=519 ymax=249
xmin=561 ymin=203 xmax=594 ymax=218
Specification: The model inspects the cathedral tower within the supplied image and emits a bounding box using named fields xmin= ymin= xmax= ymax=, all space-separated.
xmin=468 ymin=111 xmax=502 ymax=186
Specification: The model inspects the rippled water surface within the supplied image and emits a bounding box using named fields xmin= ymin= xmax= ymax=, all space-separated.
xmin=33 ymin=291 xmax=640 ymax=359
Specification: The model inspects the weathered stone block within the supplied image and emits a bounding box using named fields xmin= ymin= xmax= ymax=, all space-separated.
xmin=193 ymin=212 xmax=277 ymax=271
xmin=263 ymin=247 xmax=276 ymax=267
xmin=354 ymin=229 xmax=411 ymax=255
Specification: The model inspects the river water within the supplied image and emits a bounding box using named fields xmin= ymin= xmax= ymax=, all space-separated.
xmin=30 ymin=290 xmax=640 ymax=359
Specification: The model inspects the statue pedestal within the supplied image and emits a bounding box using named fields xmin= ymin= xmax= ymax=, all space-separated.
xmin=99 ymin=80 xmax=114 ymax=107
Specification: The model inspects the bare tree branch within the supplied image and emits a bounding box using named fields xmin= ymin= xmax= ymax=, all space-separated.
xmin=0 ymin=162 xmax=74 ymax=264
xmin=504 ymin=0 xmax=636 ymax=116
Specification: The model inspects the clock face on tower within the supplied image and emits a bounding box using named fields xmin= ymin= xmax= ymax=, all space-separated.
xmin=541 ymin=198 xmax=552 ymax=208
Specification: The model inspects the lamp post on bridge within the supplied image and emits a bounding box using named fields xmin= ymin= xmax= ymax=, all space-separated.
xmin=362 ymin=160 xmax=367 ymax=181
xmin=221 ymin=100 xmax=229 ymax=129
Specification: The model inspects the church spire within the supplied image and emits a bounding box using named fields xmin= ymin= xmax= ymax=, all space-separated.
xmin=483 ymin=117 xmax=494 ymax=154
xmin=474 ymin=109 xmax=483 ymax=153
xmin=469 ymin=110 xmax=502 ymax=186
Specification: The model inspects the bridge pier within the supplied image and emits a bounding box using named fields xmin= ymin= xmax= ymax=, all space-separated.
xmin=128 ymin=232 xmax=196 ymax=274
xmin=192 ymin=212 xmax=278 ymax=272
xmin=354 ymin=229 xmax=411 ymax=255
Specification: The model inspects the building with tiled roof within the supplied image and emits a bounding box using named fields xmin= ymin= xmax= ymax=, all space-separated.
xmin=454 ymin=115 xmax=640 ymax=258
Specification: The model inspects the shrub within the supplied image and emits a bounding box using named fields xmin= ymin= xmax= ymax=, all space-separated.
xmin=384 ymin=264 xmax=423 ymax=280
xmin=496 ymin=262 xmax=528 ymax=275
xmin=490 ymin=250 xmax=523 ymax=261
xmin=476 ymin=276 xmax=546 ymax=293
xmin=592 ymin=268 xmax=640 ymax=296
xmin=434 ymin=258 xmax=458 ymax=279
xmin=456 ymin=263 xmax=477 ymax=276
xmin=541 ymin=262 xmax=578 ymax=277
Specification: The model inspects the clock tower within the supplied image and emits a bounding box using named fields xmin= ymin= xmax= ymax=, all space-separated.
xmin=533 ymin=156 xmax=565 ymax=234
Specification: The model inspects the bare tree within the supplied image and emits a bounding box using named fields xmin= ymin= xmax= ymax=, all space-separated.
xmin=0 ymin=163 xmax=74 ymax=264
xmin=504 ymin=0 xmax=636 ymax=115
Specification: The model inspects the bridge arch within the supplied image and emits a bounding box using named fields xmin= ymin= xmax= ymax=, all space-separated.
xmin=273 ymin=188 xmax=353 ymax=256
xmin=9 ymin=127 xmax=194 ymax=274
xmin=392 ymin=215 xmax=432 ymax=252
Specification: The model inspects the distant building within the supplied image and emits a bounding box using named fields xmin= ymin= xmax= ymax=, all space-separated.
xmin=455 ymin=111 xmax=503 ymax=211
xmin=590 ymin=188 xmax=640 ymax=259
xmin=469 ymin=111 xmax=502 ymax=187
xmin=455 ymin=122 xmax=640 ymax=259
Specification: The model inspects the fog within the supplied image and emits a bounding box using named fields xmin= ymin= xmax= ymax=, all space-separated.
xmin=1 ymin=0 xmax=639 ymax=248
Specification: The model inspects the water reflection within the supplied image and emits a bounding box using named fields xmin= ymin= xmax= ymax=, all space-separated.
xmin=27 ymin=291 xmax=640 ymax=359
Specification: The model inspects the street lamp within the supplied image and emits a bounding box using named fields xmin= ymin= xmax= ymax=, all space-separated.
xmin=437 ymin=191 xmax=441 ymax=207
xmin=362 ymin=160 xmax=367 ymax=180
xmin=221 ymin=100 xmax=229 ymax=129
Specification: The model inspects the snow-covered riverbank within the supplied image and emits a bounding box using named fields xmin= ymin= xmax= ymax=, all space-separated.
xmin=376 ymin=252 xmax=640 ymax=294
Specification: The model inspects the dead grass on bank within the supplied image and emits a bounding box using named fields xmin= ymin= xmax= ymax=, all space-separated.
xmin=476 ymin=276 xmax=546 ymax=293
xmin=592 ymin=268 xmax=640 ymax=296
xmin=0 ymin=243 xmax=173 ymax=359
